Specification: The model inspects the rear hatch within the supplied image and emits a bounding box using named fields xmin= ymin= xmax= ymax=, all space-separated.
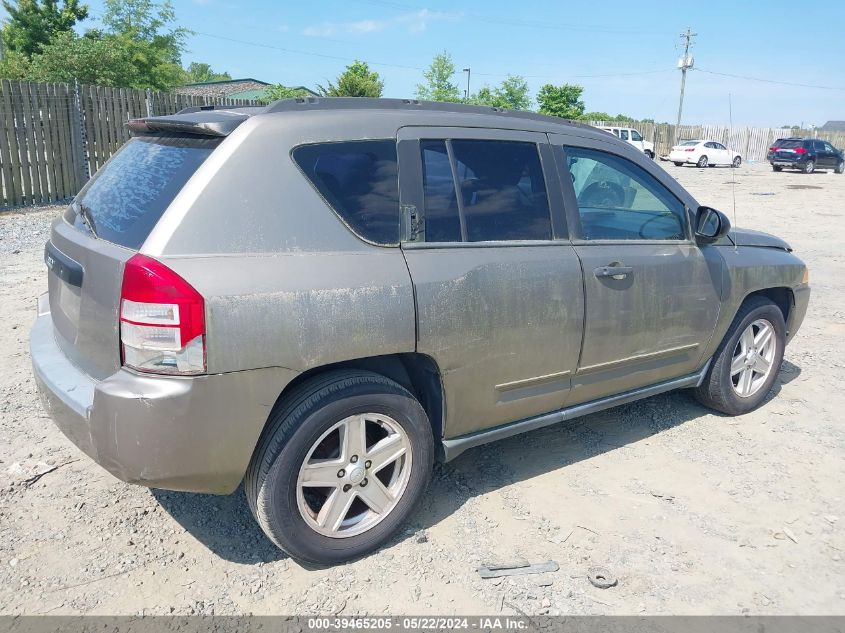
xmin=46 ymin=133 xmax=221 ymax=380
xmin=773 ymin=139 xmax=805 ymax=161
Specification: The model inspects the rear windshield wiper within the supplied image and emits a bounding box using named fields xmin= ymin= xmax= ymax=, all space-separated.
xmin=72 ymin=200 xmax=98 ymax=237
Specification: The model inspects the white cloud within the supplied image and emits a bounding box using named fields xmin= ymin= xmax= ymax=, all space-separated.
xmin=302 ymin=9 xmax=454 ymax=38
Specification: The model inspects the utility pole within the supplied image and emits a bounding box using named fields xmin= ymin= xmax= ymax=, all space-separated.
xmin=463 ymin=68 xmax=471 ymax=101
xmin=675 ymin=27 xmax=696 ymax=143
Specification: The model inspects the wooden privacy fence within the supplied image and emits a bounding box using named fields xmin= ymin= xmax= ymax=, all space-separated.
xmin=0 ymin=79 xmax=258 ymax=208
xmin=587 ymin=120 xmax=845 ymax=163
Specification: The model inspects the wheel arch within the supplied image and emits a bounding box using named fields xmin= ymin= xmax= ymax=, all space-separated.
xmin=263 ymin=353 xmax=445 ymax=457
xmin=741 ymin=286 xmax=793 ymax=325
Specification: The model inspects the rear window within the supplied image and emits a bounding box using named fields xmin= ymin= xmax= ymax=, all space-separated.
xmin=71 ymin=135 xmax=219 ymax=249
xmin=680 ymin=140 xmax=699 ymax=146
xmin=779 ymin=139 xmax=804 ymax=149
xmin=293 ymin=140 xmax=400 ymax=246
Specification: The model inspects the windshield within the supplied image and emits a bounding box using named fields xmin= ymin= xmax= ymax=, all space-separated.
xmin=68 ymin=135 xmax=220 ymax=249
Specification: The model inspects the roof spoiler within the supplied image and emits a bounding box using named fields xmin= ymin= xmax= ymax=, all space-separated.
xmin=128 ymin=106 xmax=266 ymax=137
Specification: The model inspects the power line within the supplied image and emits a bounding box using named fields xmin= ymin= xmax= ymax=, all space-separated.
xmin=695 ymin=68 xmax=845 ymax=91
xmin=194 ymin=30 xmax=673 ymax=81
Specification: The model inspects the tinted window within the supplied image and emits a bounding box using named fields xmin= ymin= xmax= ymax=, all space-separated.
xmin=631 ymin=130 xmax=643 ymax=141
xmin=813 ymin=140 xmax=825 ymax=151
xmin=714 ymin=142 xmax=727 ymax=150
xmin=293 ymin=140 xmax=400 ymax=245
xmin=619 ymin=130 xmax=629 ymax=140
xmin=420 ymin=140 xmax=462 ymax=242
xmin=419 ymin=140 xmax=551 ymax=243
xmin=779 ymin=139 xmax=804 ymax=149
xmin=681 ymin=140 xmax=699 ymax=146
xmin=73 ymin=135 xmax=219 ymax=249
xmin=564 ymin=146 xmax=686 ymax=240
xmin=450 ymin=140 xmax=551 ymax=242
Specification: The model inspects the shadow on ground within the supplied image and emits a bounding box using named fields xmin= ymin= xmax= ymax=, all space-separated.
xmin=152 ymin=361 xmax=802 ymax=564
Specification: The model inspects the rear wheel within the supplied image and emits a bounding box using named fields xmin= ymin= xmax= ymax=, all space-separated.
xmin=803 ymin=160 xmax=815 ymax=174
xmin=645 ymin=150 xmax=654 ymax=159
xmin=673 ymin=161 xmax=684 ymax=167
xmin=732 ymin=156 xmax=742 ymax=168
xmin=697 ymin=155 xmax=709 ymax=168
xmin=245 ymin=370 xmax=434 ymax=565
xmin=836 ymin=161 xmax=844 ymax=174
xmin=694 ymin=297 xmax=785 ymax=415
xmin=772 ymin=164 xmax=783 ymax=172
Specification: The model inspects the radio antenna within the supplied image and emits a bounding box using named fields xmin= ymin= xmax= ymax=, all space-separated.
xmin=729 ymin=93 xmax=738 ymax=252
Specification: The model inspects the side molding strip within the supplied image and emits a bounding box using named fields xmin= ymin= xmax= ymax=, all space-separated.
xmin=441 ymin=361 xmax=711 ymax=462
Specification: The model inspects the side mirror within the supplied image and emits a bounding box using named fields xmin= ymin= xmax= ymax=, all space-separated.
xmin=695 ymin=206 xmax=731 ymax=243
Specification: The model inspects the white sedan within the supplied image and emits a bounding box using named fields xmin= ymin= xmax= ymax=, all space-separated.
xmin=669 ymin=140 xmax=742 ymax=168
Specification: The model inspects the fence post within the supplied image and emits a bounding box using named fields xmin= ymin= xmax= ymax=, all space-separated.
xmin=70 ymin=79 xmax=89 ymax=187
xmin=145 ymin=88 xmax=153 ymax=117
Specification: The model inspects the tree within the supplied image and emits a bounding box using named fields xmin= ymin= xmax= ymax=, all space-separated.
xmin=536 ymin=83 xmax=585 ymax=119
xmin=0 ymin=0 xmax=89 ymax=57
xmin=580 ymin=111 xmax=633 ymax=122
xmin=26 ymin=29 xmax=140 ymax=85
xmin=471 ymin=75 xmax=530 ymax=110
xmin=318 ymin=60 xmax=383 ymax=97
xmin=184 ymin=62 xmax=230 ymax=84
xmin=98 ymin=0 xmax=189 ymax=90
xmin=260 ymin=84 xmax=314 ymax=103
xmin=415 ymin=51 xmax=461 ymax=102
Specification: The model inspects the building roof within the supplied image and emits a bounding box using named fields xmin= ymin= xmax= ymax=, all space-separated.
xmin=176 ymin=78 xmax=271 ymax=99
xmin=820 ymin=121 xmax=845 ymax=132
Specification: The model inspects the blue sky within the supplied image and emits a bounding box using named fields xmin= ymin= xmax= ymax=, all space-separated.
xmin=7 ymin=0 xmax=845 ymax=126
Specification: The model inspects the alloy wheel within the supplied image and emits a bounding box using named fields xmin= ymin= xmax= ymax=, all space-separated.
xmin=296 ymin=413 xmax=412 ymax=538
xmin=730 ymin=319 xmax=777 ymax=398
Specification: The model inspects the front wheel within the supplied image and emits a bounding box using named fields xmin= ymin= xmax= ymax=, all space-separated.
xmin=673 ymin=161 xmax=684 ymax=167
xmin=645 ymin=150 xmax=654 ymax=159
xmin=245 ymin=370 xmax=434 ymax=565
xmin=772 ymin=164 xmax=783 ymax=172
xmin=697 ymin=155 xmax=709 ymax=168
xmin=732 ymin=156 xmax=742 ymax=168
xmin=694 ymin=297 xmax=785 ymax=415
xmin=803 ymin=160 xmax=815 ymax=174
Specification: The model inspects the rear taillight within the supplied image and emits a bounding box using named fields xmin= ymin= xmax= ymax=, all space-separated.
xmin=119 ymin=254 xmax=205 ymax=375
xmin=794 ymin=147 xmax=807 ymax=154
xmin=684 ymin=148 xmax=695 ymax=152
xmin=769 ymin=147 xmax=779 ymax=152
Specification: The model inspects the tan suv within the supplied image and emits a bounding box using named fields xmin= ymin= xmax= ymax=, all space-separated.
xmin=31 ymin=98 xmax=809 ymax=564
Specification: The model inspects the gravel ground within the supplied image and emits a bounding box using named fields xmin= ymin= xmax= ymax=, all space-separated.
xmin=0 ymin=162 xmax=843 ymax=616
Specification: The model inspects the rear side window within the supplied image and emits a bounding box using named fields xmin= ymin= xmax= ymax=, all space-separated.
xmin=419 ymin=139 xmax=551 ymax=243
xmin=293 ymin=140 xmax=400 ymax=245
xmin=73 ymin=135 xmax=219 ymax=250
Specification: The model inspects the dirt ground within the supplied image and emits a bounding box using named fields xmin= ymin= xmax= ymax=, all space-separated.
xmin=0 ymin=161 xmax=843 ymax=616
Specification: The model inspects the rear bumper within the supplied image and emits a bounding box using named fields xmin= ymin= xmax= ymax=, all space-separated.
xmin=30 ymin=296 xmax=298 ymax=494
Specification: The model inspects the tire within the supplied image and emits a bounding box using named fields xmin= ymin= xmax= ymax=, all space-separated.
xmin=673 ymin=161 xmax=684 ymax=167
xmin=694 ymin=296 xmax=786 ymax=415
xmin=772 ymin=165 xmax=783 ymax=172
xmin=803 ymin=160 xmax=815 ymax=174
xmin=245 ymin=370 xmax=434 ymax=565
xmin=645 ymin=150 xmax=654 ymax=159
xmin=836 ymin=161 xmax=844 ymax=174
xmin=732 ymin=156 xmax=742 ymax=168
xmin=697 ymin=155 xmax=708 ymax=168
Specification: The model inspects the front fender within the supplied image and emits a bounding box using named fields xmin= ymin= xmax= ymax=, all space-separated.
xmin=700 ymin=245 xmax=807 ymax=361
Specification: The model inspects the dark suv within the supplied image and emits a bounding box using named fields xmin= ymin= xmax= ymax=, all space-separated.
xmin=767 ymin=137 xmax=844 ymax=174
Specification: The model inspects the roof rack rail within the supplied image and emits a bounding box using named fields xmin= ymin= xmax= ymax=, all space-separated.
xmin=262 ymin=97 xmax=595 ymax=131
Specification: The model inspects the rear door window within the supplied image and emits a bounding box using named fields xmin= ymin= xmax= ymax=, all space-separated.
xmin=72 ymin=135 xmax=220 ymax=250
xmin=419 ymin=139 xmax=552 ymax=243
xmin=293 ymin=140 xmax=400 ymax=245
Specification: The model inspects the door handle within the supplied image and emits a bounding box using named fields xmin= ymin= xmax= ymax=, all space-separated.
xmin=594 ymin=265 xmax=633 ymax=280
